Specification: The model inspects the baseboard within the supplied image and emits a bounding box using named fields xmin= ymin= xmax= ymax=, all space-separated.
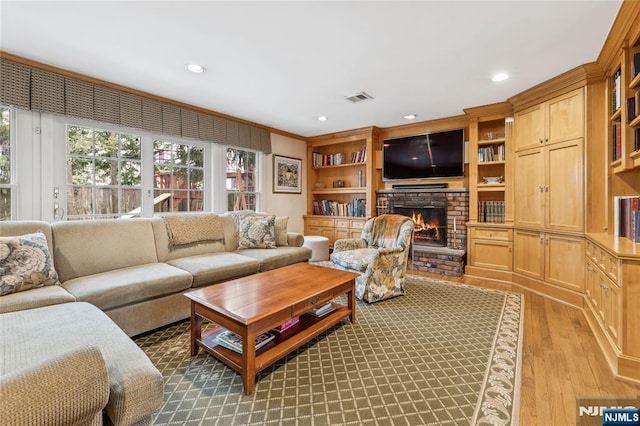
xmin=511 ymin=273 xmax=585 ymax=308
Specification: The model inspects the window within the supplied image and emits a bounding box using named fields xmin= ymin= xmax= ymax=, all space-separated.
xmin=153 ymin=140 xmax=204 ymax=213
xmin=66 ymin=125 xmax=142 ymax=219
xmin=0 ymin=106 xmax=12 ymax=221
xmin=226 ymin=148 xmax=259 ymax=211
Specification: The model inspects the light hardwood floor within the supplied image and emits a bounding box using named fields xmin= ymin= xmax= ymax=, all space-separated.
xmin=409 ymin=268 xmax=640 ymax=425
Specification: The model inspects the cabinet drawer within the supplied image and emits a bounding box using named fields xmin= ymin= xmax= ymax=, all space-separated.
xmin=335 ymin=219 xmax=349 ymax=228
xmin=470 ymin=227 xmax=512 ymax=241
xmin=307 ymin=217 xmax=334 ymax=227
xmin=350 ymin=219 xmax=366 ymax=230
xmin=292 ymin=289 xmax=335 ymax=317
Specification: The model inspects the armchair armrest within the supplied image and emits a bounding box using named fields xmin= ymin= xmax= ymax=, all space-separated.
xmin=333 ymin=238 xmax=367 ymax=253
xmin=0 ymin=346 xmax=109 ymax=426
xmin=377 ymin=246 xmax=405 ymax=255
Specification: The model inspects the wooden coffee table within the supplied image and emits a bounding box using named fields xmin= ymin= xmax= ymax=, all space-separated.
xmin=184 ymin=262 xmax=359 ymax=395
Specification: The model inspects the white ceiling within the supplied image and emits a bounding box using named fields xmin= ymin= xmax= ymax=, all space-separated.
xmin=0 ymin=1 xmax=622 ymax=138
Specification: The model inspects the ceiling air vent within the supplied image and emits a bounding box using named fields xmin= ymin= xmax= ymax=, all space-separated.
xmin=345 ymin=92 xmax=374 ymax=103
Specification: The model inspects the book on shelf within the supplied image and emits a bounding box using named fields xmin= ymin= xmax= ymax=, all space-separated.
xmin=478 ymin=201 xmax=505 ymax=223
xmin=634 ymin=52 xmax=640 ymax=79
xmin=612 ymin=122 xmax=622 ymax=161
xmin=613 ymin=69 xmax=621 ymax=111
xmin=214 ymin=330 xmax=274 ymax=354
xmin=349 ymin=146 xmax=367 ymax=164
xmin=312 ymin=198 xmax=366 ymax=217
xmin=477 ymin=144 xmax=505 ymax=163
xmin=636 ymin=128 xmax=640 ymax=152
xmin=628 ymin=97 xmax=637 ymax=123
xmin=306 ymin=302 xmax=336 ymax=318
xmin=613 ymin=196 xmax=640 ymax=242
xmin=272 ymin=316 xmax=299 ymax=333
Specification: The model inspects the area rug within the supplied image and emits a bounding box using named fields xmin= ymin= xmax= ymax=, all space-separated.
xmin=135 ymin=271 xmax=523 ymax=425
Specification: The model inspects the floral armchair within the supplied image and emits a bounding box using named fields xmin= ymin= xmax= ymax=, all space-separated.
xmin=330 ymin=214 xmax=414 ymax=303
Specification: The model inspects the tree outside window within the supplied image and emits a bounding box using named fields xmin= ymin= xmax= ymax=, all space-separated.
xmin=66 ymin=125 xmax=142 ymax=219
xmin=153 ymin=140 xmax=204 ymax=213
xmin=0 ymin=106 xmax=11 ymax=221
xmin=226 ymin=148 xmax=258 ymax=211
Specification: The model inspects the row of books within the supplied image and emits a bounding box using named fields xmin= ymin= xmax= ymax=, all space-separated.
xmin=612 ymin=68 xmax=621 ymax=112
xmin=614 ymin=196 xmax=640 ymax=242
xmin=478 ymin=201 xmax=505 ymax=223
xmin=311 ymin=146 xmax=367 ymax=167
xmin=612 ymin=121 xmax=622 ymax=161
xmin=312 ymin=198 xmax=366 ymax=217
xmin=214 ymin=303 xmax=337 ymax=354
xmin=478 ymin=144 xmax=505 ymax=162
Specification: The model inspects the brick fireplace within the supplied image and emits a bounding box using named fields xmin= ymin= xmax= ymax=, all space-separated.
xmin=376 ymin=187 xmax=468 ymax=276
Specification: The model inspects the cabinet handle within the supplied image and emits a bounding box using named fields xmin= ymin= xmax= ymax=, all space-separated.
xmin=539 ymin=186 xmax=544 ymax=192
xmin=545 ymin=138 xmax=549 ymax=143
xmin=539 ymin=138 xmax=544 ymax=144
xmin=544 ymin=186 xmax=549 ymax=192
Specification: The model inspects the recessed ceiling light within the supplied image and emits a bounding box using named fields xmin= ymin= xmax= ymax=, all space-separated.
xmin=317 ymin=116 xmax=328 ymax=121
xmin=492 ymin=73 xmax=509 ymax=82
xmin=186 ymin=63 xmax=206 ymax=73
xmin=403 ymin=114 xmax=417 ymax=120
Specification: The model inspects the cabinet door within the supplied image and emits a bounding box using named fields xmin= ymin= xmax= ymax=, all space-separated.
xmin=307 ymin=226 xmax=335 ymax=246
xmin=514 ymin=103 xmax=544 ymax=152
xmin=513 ymin=230 xmax=544 ymax=279
xmin=514 ymin=147 xmax=545 ymax=228
xmin=334 ymin=227 xmax=350 ymax=242
xmin=469 ymin=239 xmax=513 ymax=271
xmin=546 ymin=89 xmax=584 ymax=146
xmin=585 ymin=259 xmax=600 ymax=312
xmin=544 ymin=233 xmax=584 ymax=291
xmin=546 ymin=138 xmax=584 ymax=232
xmin=604 ymin=280 xmax=621 ymax=348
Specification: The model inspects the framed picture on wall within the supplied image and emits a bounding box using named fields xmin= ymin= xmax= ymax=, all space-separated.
xmin=273 ymin=155 xmax=302 ymax=193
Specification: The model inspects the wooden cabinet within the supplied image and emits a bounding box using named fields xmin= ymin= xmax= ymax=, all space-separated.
xmin=305 ymin=128 xmax=377 ymax=245
xmin=513 ymin=229 xmax=585 ymax=292
xmin=514 ymin=89 xmax=585 ymax=233
xmin=513 ymin=88 xmax=584 ymax=152
xmin=467 ymin=225 xmax=513 ymax=271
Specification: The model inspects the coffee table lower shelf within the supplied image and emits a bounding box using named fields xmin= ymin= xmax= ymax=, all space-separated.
xmin=195 ymin=304 xmax=352 ymax=380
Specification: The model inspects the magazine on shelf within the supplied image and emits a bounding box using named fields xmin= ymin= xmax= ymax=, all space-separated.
xmin=214 ymin=330 xmax=274 ymax=354
xmin=306 ymin=302 xmax=336 ymax=318
xmin=272 ymin=316 xmax=299 ymax=333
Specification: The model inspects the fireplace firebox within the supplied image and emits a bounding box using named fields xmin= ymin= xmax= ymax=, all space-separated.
xmin=394 ymin=206 xmax=447 ymax=247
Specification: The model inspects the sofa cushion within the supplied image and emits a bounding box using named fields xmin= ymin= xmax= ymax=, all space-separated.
xmin=0 ymin=302 xmax=163 ymax=426
xmin=51 ymin=219 xmax=158 ymax=282
xmin=330 ymin=248 xmax=380 ymax=272
xmin=167 ymin=252 xmax=260 ymax=287
xmin=235 ymin=246 xmax=312 ymax=272
xmin=62 ymin=263 xmax=193 ymax=311
xmin=0 ymin=285 xmax=75 ymax=314
xmin=237 ymin=215 xmax=276 ymax=249
xmin=0 ymin=231 xmax=60 ymax=296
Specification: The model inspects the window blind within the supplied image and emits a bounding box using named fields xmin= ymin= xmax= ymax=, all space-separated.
xmin=0 ymin=57 xmax=272 ymax=153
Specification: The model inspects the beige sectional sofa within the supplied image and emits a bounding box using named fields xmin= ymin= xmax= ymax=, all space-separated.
xmin=0 ymin=212 xmax=311 ymax=425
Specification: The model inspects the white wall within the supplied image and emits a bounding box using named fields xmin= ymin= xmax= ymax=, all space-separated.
xmin=261 ymin=133 xmax=307 ymax=233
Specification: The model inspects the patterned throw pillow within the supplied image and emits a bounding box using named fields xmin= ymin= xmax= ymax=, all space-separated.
xmin=0 ymin=231 xmax=61 ymax=296
xmin=237 ymin=215 xmax=277 ymax=249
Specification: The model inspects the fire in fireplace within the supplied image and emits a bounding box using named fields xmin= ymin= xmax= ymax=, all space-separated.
xmin=394 ymin=206 xmax=447 ymax=247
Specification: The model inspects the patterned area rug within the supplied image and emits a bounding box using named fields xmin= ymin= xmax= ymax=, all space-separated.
xmin=135 ymin=270 xmax=523 ymax=425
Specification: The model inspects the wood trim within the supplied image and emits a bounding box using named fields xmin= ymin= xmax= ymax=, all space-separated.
xmin=598 ymin=0 xmax=640 ymax=73
xmin=0 ymin=51 xmax=305 ymax=142
xmin=463 ymin=101 xmax=513 ymax=119
xmin=508 ymin=63 xmax=603 ymax=112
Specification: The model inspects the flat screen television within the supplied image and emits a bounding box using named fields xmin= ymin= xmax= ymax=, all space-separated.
xmin=382 ymin=129 xmax=465 ymax=180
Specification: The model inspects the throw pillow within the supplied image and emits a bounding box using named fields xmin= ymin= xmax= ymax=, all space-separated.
xmin=237 ymin=215 xmax=277 ymax=249
xmin=274 ymin=216 xmax=289 ymax=246
xmin=0 ymin=231 xmax=61 ymax=296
